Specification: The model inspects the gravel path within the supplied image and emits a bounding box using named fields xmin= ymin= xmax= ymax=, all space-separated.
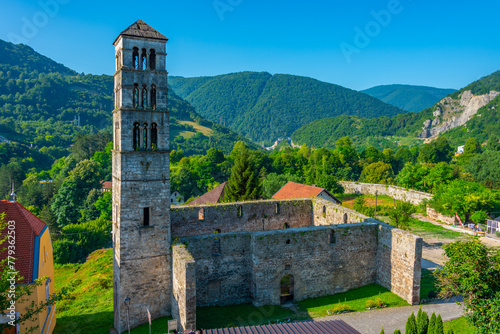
xmin=314 ymin=297 xmax=463 ymax=334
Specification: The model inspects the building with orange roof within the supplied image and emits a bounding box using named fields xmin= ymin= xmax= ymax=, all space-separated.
xmin=272 ymin=182 xmax=342 ymax=204
xmin=0 ymin=200 xmax=56 ymax=334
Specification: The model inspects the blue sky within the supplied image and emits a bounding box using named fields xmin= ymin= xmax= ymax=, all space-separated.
xmin=1 ymin=0 xmax=499 ymax=91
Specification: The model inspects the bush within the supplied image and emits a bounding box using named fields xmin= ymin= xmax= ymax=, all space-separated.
xmin=327 ymin=304 xmax=352 ymax=314
xmin=496 ymin=231 xmax=500 ymax=238
xmin=53 ymin=239 xmax=85 ymax=264
xmin=365 ymin=298 xmax=387 ymax=309
xmin=61 ymin=217 xmax=111 ymax=255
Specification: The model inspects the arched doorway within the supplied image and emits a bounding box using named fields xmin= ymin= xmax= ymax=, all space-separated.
xmin=280 ymin=274 xmax=294 ymax=304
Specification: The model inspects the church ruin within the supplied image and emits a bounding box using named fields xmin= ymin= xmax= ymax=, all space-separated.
xmin=112 ymin=20 xmax=422 ymax=333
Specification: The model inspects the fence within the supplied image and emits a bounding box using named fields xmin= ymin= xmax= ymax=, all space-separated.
xmin=487 ymin=220 xmax=499 ymax=234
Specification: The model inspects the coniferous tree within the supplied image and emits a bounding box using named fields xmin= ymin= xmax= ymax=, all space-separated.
xmin=417 ymin=310 xmax=429 ymax=334
xmin=405 ymin=312 xmax=417 ymax=334
xmin=224 ymin=142 xmax=261 ymax=202
xmin=428 ymin=312 xmax=437 ymax=334
xmin=393 ymin=330 xmax=401 ymax=334
xmin=435 ymin=314 xmax=444 ymax=334
xmin=380 ymin=328 xmax=385 ymax=334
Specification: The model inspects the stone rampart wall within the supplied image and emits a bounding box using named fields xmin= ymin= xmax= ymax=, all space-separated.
xmin=339 ymin=181 xmax=433 ymax=205
xmin=426 ymin=207 xmax=457 ymax=225
xmin=377 ymin=224 xmax=422 ymax=305
xmin=171 ymin=200 xmax=312 ymax=238
xmin=312 ymin=198 xmax=369 ymax=226
xmin=171 ymin=245 xmax=196 ymax=331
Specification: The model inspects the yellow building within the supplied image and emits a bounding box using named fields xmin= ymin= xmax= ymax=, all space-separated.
xmin=0 ymin=200 xmax=56 ymax=334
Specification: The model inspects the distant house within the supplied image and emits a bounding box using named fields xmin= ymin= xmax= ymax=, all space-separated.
xmin=0 ymin=200 xmax=56 ymax=334
xmin=272 ymin=182 xmax=342 ymax=204
xmin=170 ymin=191 xmax=185 ymax=205
xmin=456 ymin=145 xmax=465 ymax=155
xmin=101 ymin=181 xmax=112 ymax=192
xmin=189 ymin=182 xmax=228 ymax=206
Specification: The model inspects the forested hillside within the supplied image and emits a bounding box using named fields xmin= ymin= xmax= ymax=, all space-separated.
xmin=0 ymin=38 xmax=259 ymax=168
xmin=169 ymin=72 xmax=406 ymax=145
xmin=293 ymin=71 xmax=500 ymax=150
xmin=361 ymin=84 xmax=455 ymax=112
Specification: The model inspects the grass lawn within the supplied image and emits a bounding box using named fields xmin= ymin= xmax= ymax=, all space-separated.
xmin=196 ymin=284 xmax=409 ymax=329
xmin=420 ymin=269 xmax=439 ymax=300
xmin=54 ymin=249 xmax=114 ymax=334
xmin=407 ymin=219 xmax=463 ymax=239
xmin=130 ymin=316 xmax=173 ymax=334
xmin=444 ymin=317 xmax=476 ymax=334
xmin=297 ymin=284 xmax=409 ymax=318
xmin=178 ymin=121 xmax=214 ymax=137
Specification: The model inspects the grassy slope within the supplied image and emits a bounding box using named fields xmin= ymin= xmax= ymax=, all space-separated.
xmin=54 ymin=249 xmax=114 ymax=334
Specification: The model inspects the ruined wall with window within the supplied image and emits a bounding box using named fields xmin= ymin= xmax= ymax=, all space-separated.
xmin=171 ymin=200 xmax=313 ymax=238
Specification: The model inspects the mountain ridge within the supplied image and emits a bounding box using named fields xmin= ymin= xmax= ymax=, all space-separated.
xmin=361 ymin=84 xmax=456 ymax=112
xmin=292 ymin=71 xmax=500 ymax=150
xmin=169 ymin=72 xmax=407 ymax=144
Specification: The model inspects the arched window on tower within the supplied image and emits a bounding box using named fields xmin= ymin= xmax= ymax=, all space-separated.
xmin=133 ymin=47 xmax=139 ymax=69
xmin=151 ymin=123 xmax=158 ymax=150
xmin=149 ymin=49 xmax=156 ymax=70
xmin=142 ymin=84 xmax=148 ymax=109
xmin=141 ymin=49 xmax=147 ymax=70
xmin=133 ymin=122 xmax=140 ymax=150
xmin=133 ymin=84 xmax=139 ymax=109
xmin=150 ymin=84 xmax=157 ymax=110
xmin=143 ymin=123 xmax=148 ymax=149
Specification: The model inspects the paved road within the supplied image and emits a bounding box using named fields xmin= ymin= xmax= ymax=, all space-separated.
xmin=315 ymin=297 xmax=463 ymax=334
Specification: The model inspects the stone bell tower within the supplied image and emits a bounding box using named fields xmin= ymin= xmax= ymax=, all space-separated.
xmin=112 ymin=20 xmax=171 ymax=333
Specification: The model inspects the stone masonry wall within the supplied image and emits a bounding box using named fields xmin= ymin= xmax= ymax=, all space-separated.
xmin=377 ymin=223 xmax=422 ymax=305
xmin=252 ymin=224 xmax=379 ymax=306
xmin=426 ymin=207 xmax=457 ymax=225
xmin=171 ymin=200 xmax=312 ymax=238
xmin=312 ymin=198 xmax=369 ymax=226
xmin=179 ymin=233 xmax=253 ymax=307
xmin=172 ymin=245 xmax=196 ymax=331
xmin=339 ymin=181 xmax=433 ymax=205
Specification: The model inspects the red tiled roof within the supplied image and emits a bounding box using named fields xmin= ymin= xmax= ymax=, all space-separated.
xmin=102 ymin=181 xmax=112 ymax=190
xmin=0 ymin=200 xmax=47 ymax=284
xmin=272 ymin=182 xmax=342 ymax=204
xmin=190 ymin=182 xmax=227 ymax=206
xmin=204 ymin=320 xmax=361 ymax=334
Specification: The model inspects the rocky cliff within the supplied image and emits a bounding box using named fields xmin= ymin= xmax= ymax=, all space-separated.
xmin=419 ymin=90 xmax=499 ymax=139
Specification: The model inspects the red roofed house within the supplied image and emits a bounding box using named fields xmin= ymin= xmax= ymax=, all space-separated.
xmin=272 ymin=182 xmax=342 ymax=204
xmin=0 ymin=200 xmax=56 ymax=334
xmin=189 ymin=182 xmax=228 ymax=206
xmin=101 ymin=181 xmax=112 ymax=192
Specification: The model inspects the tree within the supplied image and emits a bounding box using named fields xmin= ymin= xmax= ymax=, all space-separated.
xmin=262 ymin=173 xmax=304 ymax=199
xmin=417 ymin=308 xmax=429 ymax=334
xmin=380 ymin=328 xmax=385 ymax=334
xmin=436 ymin=238 xmax=500 ymax=333
xmin=224 ymin=142 xmax=261 ymax=202
xmin=431 ymin=180 xmax=500 ymax=217
xmin=405 ymin=312 xmax=417 ymax=334
xmin=466 ymin=150 xmax=500 ymax=188
xmin=388 ymin=201 xmax=416 ymax=230
xmin=423 ymin=162 xmax=456 ymax=193
xmin=0 ymin=213 xmax=66 ymax=332
xmin=470 ymin=211 xmax=489 ymax=226
xmin=428 ymin=312 xmax=436 ymax=334
xmin=458 ymin=137 xmax=482 ymax=165
xmin=435 ymin=314 xmax=444 ymax=334
xmin=0 ymin=162 xmax=25 ymax=199
xmin=51 ymin=159 xmax=103 ymax=228
xmin=360 ymin=161 xmax=395 ymax=185
xmin=394 ymin=330 xmax=401 ymax=334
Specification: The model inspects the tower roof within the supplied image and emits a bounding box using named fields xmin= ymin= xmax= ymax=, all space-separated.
xmin=114 ymin=20 xmax=168 ymax=45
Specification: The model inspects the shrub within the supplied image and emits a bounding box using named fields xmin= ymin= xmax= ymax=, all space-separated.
xmin=53 ymin=239 xmax=85 ymax=264
xmin=496 ymin=231 xmax=500 ymax=238
xmin=365 ymin=298 xmax=387 ymax=309
xmin=327 ymin=304 xmax=352 ymax=314
xmin=61 ymin=217 xmax=111 ymax=256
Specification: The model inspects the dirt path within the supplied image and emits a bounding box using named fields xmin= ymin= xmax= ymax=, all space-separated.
xmin=412 ymin=214 xmax=500 ymax=265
